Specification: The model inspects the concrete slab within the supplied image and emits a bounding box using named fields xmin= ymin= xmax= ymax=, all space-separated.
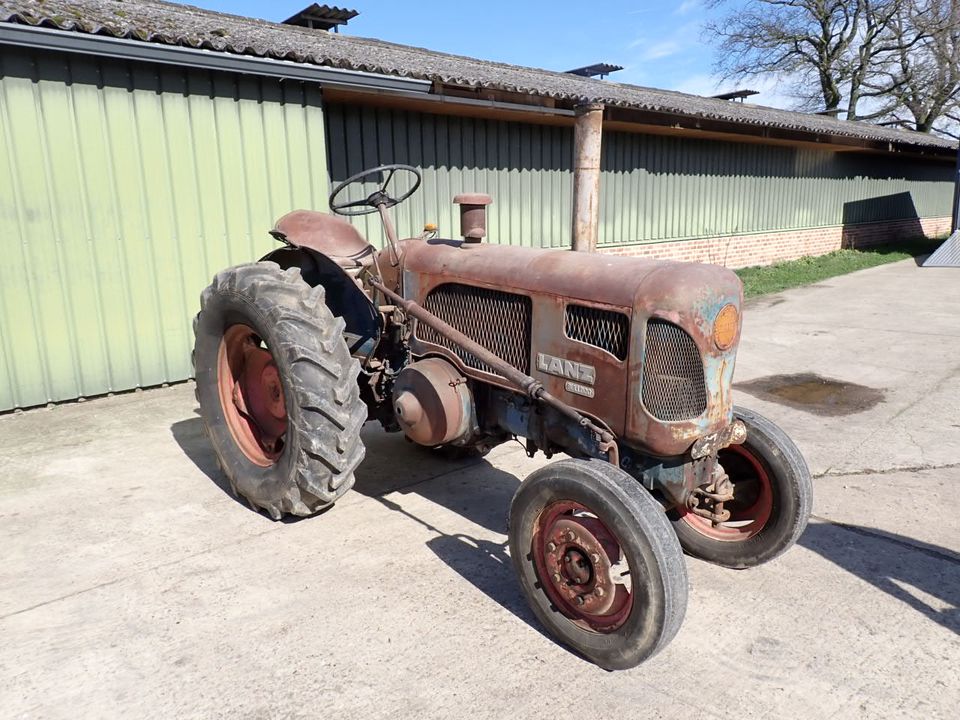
xmin=2 ymin=259 xmax=958 ymax=719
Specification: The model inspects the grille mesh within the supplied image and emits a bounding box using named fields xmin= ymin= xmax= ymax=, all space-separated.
xmin=418 ymin=283 xmax=532 ymax=374
xmin=642 ymin=320 xmax=707 ymax=421
xmin=565 ymin=304 xmax=629 ymax=361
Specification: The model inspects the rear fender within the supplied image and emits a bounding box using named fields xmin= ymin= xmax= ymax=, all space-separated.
xmin=259 ymin=246 xmax=379 ymax=355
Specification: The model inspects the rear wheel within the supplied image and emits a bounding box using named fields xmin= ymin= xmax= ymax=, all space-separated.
xmin=509 ymin=459 xmax=687 ymax=670
xmin=670 ymin=406 xmax=812 ymax=568
xmin=193 ymin=263 xmax=367 ymax=519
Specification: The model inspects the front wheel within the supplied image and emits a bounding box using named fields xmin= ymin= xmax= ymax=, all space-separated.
xmin=670 ymin=406 xmax=812 ymax=568
xmin=509 ymin=459 xmax=688 ymax=670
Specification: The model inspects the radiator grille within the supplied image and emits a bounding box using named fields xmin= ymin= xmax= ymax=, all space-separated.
xmin=418 ymin=283 xmax=532 ymax=374
xmin=565 ymin=304 xmax=629 ymax=361
xmin=642 ymin=320 xmax=707 ymax=421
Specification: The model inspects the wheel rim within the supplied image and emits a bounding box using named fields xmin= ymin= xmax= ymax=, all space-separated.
xmin=532 ymin=501 xmax=634 ymax=632
xmin=680 ymin=444 xmax=774 ymax=541
xmin=216 ymin=324 xmax=288 ymax=467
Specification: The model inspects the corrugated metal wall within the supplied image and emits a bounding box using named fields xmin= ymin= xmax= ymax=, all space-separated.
xmin=0 ymin=47 xmax=954 ymax=412
xmin=599 ymin=131 xmax=953 ymax=246
xmin=324 ymin=103 xmax=573 ymax=248
xmin=0 ymin=50 xmax=329 ymax=411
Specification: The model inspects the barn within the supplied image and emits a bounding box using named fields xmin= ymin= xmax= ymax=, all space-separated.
xmin=0 ymin=0 xmax=955 ymax=411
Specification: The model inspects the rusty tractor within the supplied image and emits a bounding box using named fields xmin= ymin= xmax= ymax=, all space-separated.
xmin=193 ymin=164 xmax=812 ymax=670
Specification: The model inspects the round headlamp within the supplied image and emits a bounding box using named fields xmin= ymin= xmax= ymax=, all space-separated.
xmin=713 ymin=304 xmax=739 ymax=350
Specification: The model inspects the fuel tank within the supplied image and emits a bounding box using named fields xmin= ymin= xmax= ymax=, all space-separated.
xmin=397 ymin=238 xmax=743 ymax=458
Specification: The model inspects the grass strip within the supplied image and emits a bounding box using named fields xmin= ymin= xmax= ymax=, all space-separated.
xmin=735 ymin=236 xmax=945 ymax=298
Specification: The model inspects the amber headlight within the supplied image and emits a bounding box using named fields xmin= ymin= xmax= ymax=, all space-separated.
xmin=713 ymin=304 xmax=739 ymax=350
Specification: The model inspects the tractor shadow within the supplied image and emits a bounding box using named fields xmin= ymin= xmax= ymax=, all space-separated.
xmin=799 ymin=522 xmax=960 ymax=635
xmin=170 ymin=412 xmax=321 ymax=522
xmin=170 ymin=413 xmax=544 ymax=631
xmin=352 ymin=427 xmax=544 ymax=633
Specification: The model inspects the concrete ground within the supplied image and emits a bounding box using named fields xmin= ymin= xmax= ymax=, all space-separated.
xmin=2 ymin=259 xmax=958 ymax=720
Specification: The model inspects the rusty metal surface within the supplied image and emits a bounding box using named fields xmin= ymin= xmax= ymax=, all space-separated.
xmin=452 ymin=193 xmax=493 ymax=242
xmin=532 ymin=500 xmax=633 ymax=631
xmin=217 ymin=324 xmax=287 ymax=467
xmin=392 ymin=358 xmax=473 ymax=446
xmin=272 ymin=210 xmax=374 ymax=268
xmin=368 ymin=276 xmax=616 ymax=457
xmin=400 ymin=238 xmax=742 ymax=456
xmin=572 ymin=103 xmax=604 ymax=253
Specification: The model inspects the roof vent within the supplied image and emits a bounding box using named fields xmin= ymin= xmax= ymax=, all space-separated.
xmin=565 ymin=63 xmax=623 ymax=80
xmin=711 ymin=89 xmax=759 ymax=102
xmin=282 ymin=4 xmax=359 ymax=32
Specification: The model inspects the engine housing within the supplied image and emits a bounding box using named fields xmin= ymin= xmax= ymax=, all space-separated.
xmin=396 ymin=239 xmax=743 ymax=458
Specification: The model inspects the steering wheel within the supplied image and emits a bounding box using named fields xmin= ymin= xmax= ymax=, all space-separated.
xmin=329 ymin=164 xmax=422 ymax=216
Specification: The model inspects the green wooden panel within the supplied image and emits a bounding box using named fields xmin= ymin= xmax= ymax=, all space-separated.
xmin=323 ymin=103 xmax=574 ymax=249
xmin=0 ymin=50 xmax=328 ymax=411
xmin=599 ymin=131 xmax=954 ymax=246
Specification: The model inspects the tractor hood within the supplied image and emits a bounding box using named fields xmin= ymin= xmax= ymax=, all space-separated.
xmin=398 ymin=238 xmax=744 ymax=457
xmin=399 ymin=239 xmax=678 ymax=308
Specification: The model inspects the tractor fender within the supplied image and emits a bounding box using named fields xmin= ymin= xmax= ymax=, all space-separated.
xmin=259 ymin=244 xmax=380 ymax=355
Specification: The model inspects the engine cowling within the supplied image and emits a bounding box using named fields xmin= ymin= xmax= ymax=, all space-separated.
xmin=396 ymin=238 xmax=743 ymax=457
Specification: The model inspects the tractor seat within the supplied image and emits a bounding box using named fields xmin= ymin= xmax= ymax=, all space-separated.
xmin=272 ymin=210 xmax=375 ymax=271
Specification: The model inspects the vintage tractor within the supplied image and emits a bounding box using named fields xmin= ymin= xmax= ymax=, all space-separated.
xmin=193 ymin=164 xmax=812 ymax=670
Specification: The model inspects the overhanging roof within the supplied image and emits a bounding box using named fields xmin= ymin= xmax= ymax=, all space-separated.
xmin=0 ymin=0 xmax=955 ymax=154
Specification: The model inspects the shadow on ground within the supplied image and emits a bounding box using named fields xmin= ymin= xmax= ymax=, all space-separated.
xmin=170 ymin=413 xmax=540 ymax=629
xmin=799 ymin=522 xmax=960 ymax=635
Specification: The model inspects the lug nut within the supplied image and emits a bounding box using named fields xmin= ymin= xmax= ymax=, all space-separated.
xmin=591 ymin=553 xmax=600 ymax=563
xmin=565 ymin=530 xmax=577 ymax=542
xmin=575 ymin=595 xmax=585 ymax=606
xmin=553 ymin=572 xmax=562 ymax=583
xmin=594 ymin=586 xmax=605 ymax=598
xmin=546 ymin=542 xmax=557 ymax=552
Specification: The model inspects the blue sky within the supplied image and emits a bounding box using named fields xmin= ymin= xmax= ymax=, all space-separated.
xmin=187 ymin=0 xmax=792 ymax=108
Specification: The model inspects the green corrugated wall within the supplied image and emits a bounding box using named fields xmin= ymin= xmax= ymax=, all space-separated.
xmin=0 ymin=49 xmax=329 ymax=411
xmin=0 ymin=48 xmax=954 ymax=411
xmin=599 ymin=131 xmax=953 ymax=246
xmin=324 ymin=103 xmax=574 ymax=248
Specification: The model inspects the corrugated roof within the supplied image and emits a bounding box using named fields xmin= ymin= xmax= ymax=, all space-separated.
xmin=1 ymin=0 xmax=955 ymax=151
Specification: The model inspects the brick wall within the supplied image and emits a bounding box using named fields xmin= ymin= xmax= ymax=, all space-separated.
xmin=598 ymin=216 xmax=952 ymax=268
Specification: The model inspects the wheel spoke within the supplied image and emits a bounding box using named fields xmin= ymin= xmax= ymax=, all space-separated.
xmin=380 ymin=167 xmax=396 ymax=193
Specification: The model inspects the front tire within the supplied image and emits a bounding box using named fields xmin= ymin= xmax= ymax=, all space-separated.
xmin=193 ymin=263 xmax=367 ymax=519
xmin=670 ymin=406 xmax=812 ymax=568
xmin=509 ymin=459 xmax=688 ymax=670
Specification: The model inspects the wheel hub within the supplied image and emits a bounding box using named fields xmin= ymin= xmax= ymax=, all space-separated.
xmin=217 ymin=324 xmax=288 ymax=466
xmin=681 ymin=444 xmax=774 ymax=540
xmin=535 ymin=504 xmax=633 ymax=628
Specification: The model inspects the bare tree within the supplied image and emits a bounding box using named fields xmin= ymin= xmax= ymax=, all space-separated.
xmin=705 ymin=0 xmax=871 ymax=112
xmin=706 ymin=0 xmax=960 ymax=134
xmin=867 ymin=0 xmax=960 ymax=132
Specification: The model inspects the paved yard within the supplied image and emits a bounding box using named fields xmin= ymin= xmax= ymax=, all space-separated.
xmin=2 ymin=259 xmax=958 ymax=719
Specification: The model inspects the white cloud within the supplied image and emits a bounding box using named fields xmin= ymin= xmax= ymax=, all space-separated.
xmin=642 ymin=40 xmax=683 ymax=60
xmin=675 ymin=0 xmax=700 ymax=15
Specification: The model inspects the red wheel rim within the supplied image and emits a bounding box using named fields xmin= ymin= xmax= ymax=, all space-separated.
xmin=216 ymin=324 xmax=288 ymax=467
xmin=680 ymin=444 xmax=774 ymax=541
xmin=532 ymin=501 xmax=634 ymax=632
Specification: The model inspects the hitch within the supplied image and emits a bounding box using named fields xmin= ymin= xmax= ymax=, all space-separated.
xmin=686 ymin=465 xmax=735 ymax=525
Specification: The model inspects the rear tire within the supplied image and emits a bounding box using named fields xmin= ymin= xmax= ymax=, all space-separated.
xmin=509 ymin=459 xmax=687 ymax=670
xmin=193 ymin=262 xmax=367 ymax=519
xmin=670 ymin=406 xmax=812 ymax=568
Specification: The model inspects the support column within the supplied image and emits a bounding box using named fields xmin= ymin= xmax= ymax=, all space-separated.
xmin=571 ymin=102 xmax=604 ymax=252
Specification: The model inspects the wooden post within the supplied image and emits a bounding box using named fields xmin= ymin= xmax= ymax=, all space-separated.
xmin=571 ymin=102 xmax=604 ymax=252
